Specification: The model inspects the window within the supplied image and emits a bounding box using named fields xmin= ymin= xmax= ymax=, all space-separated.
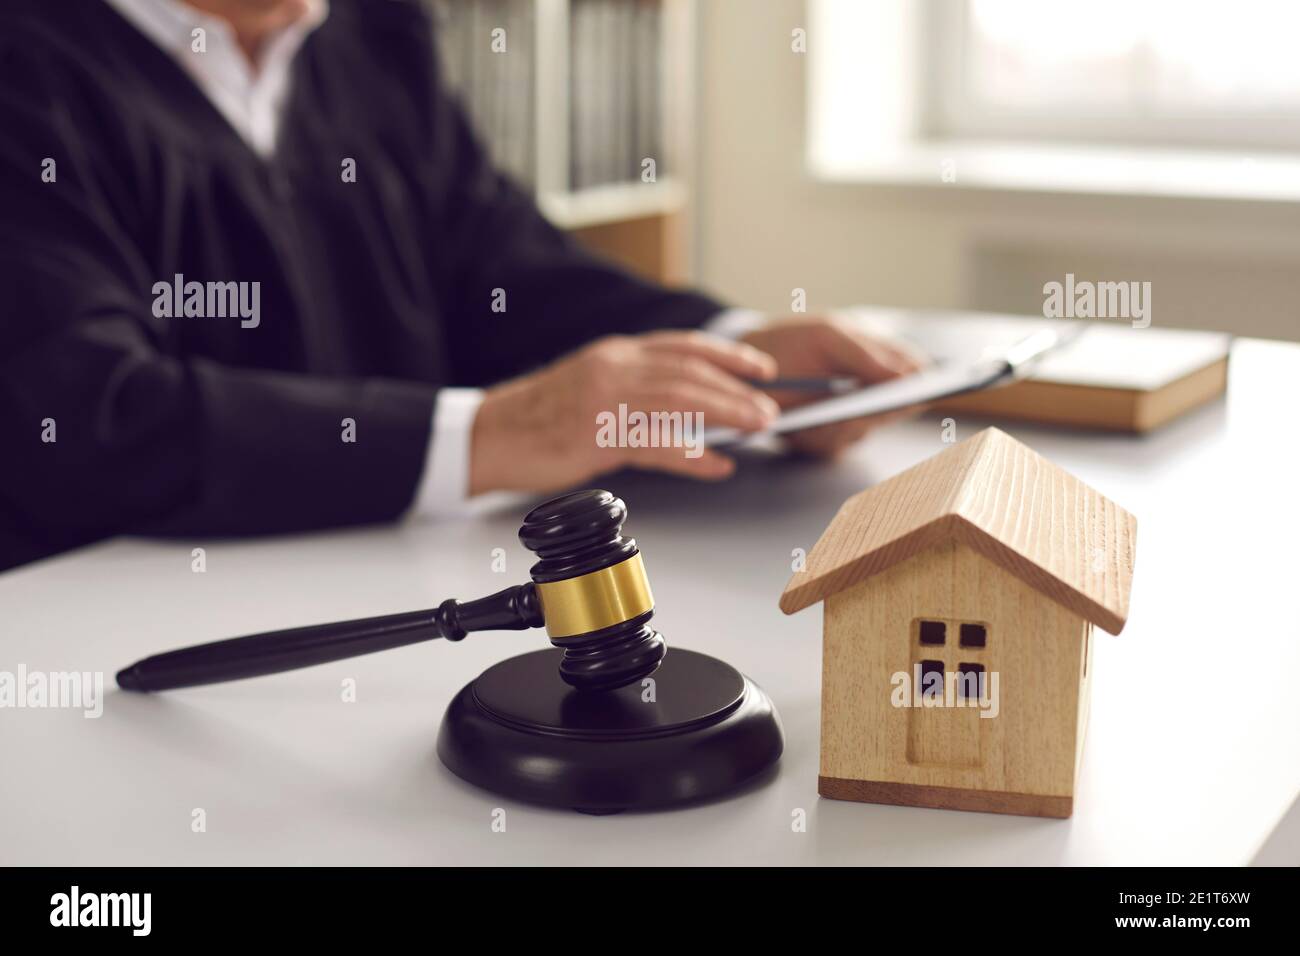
xmin=919 ymin=660 xmax=945 ymax=695
xmin=956 ymin=663 xmax=986 ymax=700
xmin=914 ymin=618 xmax=987 ymax=649
xmin=913 ymin=619 xmax=988 ymax=700
xmin=919 ymin=620 xmax=947 ymax=645
xmin=808 ymin=0 xmax=1300 ymax=179
xmin=929 ymin=0 xmax=1300 ymax=150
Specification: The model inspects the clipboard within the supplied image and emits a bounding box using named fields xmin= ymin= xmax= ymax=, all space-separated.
xmin=702 ymin=327 xmax=1077 ymax=448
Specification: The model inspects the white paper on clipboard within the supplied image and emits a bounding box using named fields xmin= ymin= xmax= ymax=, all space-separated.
xmin=701 ymin=358 xmax=1012 ymax=448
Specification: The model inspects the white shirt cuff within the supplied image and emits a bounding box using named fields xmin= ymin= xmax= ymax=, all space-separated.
xmin=703 ymin=308 xmax=766 ymax=340
xmin=411 ymin=311 xmax=760 ymax=519
xmin=412 ymin=387 xmax=485 ymax=518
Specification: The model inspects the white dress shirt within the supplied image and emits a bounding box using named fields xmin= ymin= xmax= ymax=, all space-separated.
xmin=103 ymin=0 xmax=760 ymax=516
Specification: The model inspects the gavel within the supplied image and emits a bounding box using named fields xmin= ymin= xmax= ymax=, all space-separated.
xmin=115 ymin=489 xmax=667 ymax=694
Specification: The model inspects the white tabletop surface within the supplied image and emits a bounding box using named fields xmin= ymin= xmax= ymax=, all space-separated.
xmin=2 ymin=338 xmax=1298 ymax=866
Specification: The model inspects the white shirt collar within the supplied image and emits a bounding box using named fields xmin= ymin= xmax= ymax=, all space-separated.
xmin=103 ymin=0 xmax=329 ymax=157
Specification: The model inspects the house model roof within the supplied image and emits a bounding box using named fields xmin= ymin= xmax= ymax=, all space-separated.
xmin=779 ymin=428 xmax=1136 ymax=634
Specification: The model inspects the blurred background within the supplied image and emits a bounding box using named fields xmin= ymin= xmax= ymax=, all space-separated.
xmin=436 ymin=0 xmax=1300 ymax=342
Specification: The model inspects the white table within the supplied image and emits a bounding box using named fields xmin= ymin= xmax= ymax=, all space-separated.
xmin=3 ymin=339 xmax=1297 ymax=866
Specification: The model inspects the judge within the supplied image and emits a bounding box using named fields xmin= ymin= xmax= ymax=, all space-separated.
xmin=0 ymin=0 xmax=921 ymax=572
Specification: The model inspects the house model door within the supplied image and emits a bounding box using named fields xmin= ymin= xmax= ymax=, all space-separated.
xmin=905 ymin=618 xmax=988 ymax=769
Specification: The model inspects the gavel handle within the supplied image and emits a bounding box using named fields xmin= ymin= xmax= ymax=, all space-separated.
xmin=115 ymin=583 xmax=544 ymax=692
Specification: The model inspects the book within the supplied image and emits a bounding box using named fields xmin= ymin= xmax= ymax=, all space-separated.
xmin=436 ymin=0 xmax=669 ymax=196
xmin=845 ymin=308 xmax=1231 ymax=433
xmin=433 ymin=0 xmax=536 ymax=188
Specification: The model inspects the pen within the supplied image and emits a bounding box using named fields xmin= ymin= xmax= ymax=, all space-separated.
xmin=750 ymin=376 xmax=862 ymax=394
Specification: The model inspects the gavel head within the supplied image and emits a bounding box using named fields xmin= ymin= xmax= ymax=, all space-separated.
xmin=518 ymin=489 xmax=666 ymax=693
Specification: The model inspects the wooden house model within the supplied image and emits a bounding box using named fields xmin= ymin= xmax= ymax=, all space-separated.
xmin=780 ymin=428 xmax=1136 ymax=818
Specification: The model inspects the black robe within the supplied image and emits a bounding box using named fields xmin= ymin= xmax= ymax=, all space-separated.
xmin=0 ymin=0 xmax=723 ymax=571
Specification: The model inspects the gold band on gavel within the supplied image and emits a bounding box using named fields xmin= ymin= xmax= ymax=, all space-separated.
xmin=534 ymin=553 xmax=654 ymax=639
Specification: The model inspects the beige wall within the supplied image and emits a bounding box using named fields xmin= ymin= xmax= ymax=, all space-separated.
xmin=692 ymin=0 xmax=1300 ymax=342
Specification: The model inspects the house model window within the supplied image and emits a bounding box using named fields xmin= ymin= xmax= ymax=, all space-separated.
xmin=919 ymin=620 xmax=946 ymax=645
xmin=919 ymin=659 xmax=945 ymax=693
xmin=957 ymin=663 xmax=986 ymax=700
xmin=914 ymin=618 xmax=988 ymax=699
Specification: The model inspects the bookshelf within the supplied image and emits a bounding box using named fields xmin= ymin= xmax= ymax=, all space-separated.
xmin=433 ymin=0 xmax=696 ymax=284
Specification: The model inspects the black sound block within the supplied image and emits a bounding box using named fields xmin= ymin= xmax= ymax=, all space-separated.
xmin=437 ymin=647 xmax=784 ymax=813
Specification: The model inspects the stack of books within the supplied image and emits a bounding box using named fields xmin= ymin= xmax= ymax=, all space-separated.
xmin=432 ymin=0 xmax=668 ymax=193
xmin=846 ymin=307 xmax=1232 ymax=433
xmin=433 ymin=0 xmax=538 ymax=187
xmin=569 ymin=0 xmax=665 ymax=190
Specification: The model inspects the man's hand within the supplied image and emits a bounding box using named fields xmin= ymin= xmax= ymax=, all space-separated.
xmin=741 ymin=315 xmax=925 ymax=457
xmin=469 ymin=331 xmax=780 ymax=495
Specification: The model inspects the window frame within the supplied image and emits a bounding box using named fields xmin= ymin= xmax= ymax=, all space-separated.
xmin=912 ymin=616 xmax=990 ymax=705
